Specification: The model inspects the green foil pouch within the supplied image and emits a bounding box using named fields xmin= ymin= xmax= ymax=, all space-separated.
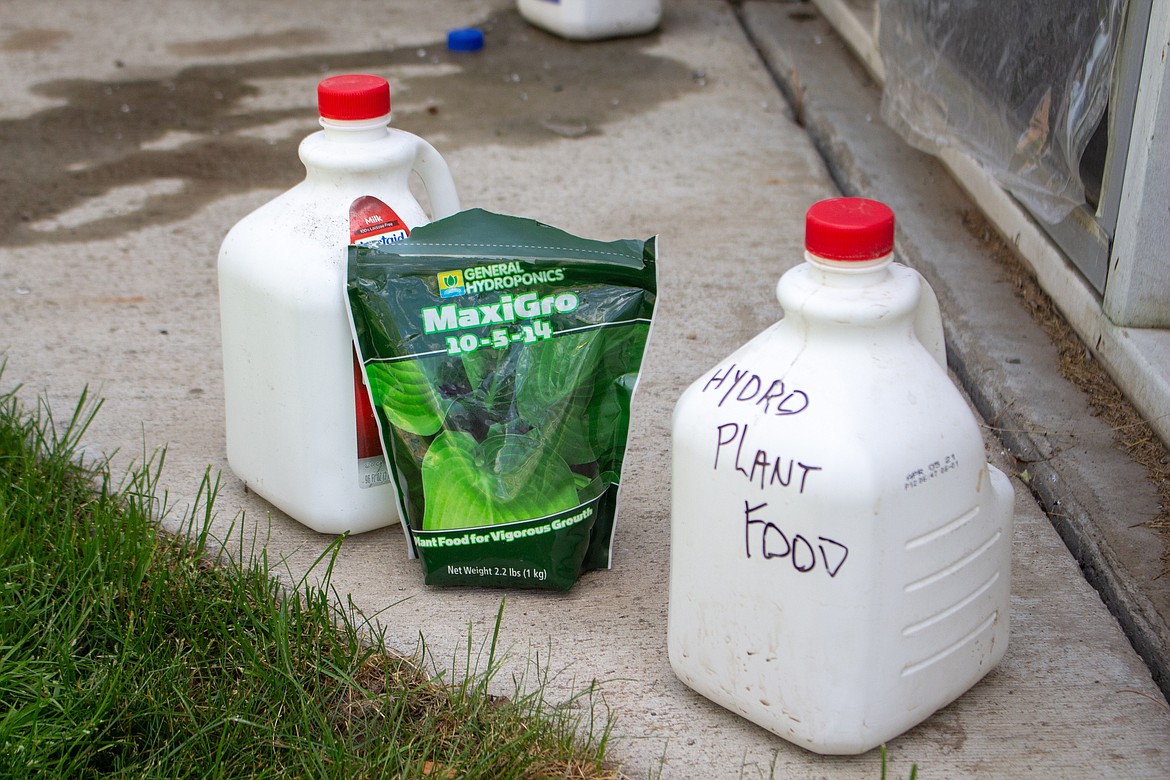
xmin=346 ymin=209 xmax=657 ymax=590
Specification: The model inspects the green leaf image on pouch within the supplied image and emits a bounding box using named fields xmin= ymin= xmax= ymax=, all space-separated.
xmin=515 ymin=330 xmax=604 ymax=418
xmin=365 ymin=360 xmax=449 ymax=436
xmin=346 ymin=209 xmax=657 ymax=590
xmin=421 ymin=431 xmax=579 ymax=530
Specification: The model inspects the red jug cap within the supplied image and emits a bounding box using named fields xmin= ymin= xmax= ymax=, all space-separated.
xmin=805 ymin=198 xmax=895 ymax=261
xmin=317 ymin=74 xmax=390 ymax=120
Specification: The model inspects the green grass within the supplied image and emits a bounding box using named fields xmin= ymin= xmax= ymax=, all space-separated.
xmin=0 ymin=374 xmax=620 ymax=779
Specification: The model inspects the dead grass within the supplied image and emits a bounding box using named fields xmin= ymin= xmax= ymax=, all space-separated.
xmin=960 ymin=210 xmax=1170 ymax=560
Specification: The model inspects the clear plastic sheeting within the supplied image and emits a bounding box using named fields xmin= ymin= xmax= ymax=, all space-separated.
xmin=878 ymin=0 xmax=1122 ymax=224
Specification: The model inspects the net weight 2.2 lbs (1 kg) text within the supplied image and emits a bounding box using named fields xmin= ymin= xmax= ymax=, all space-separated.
xmin=447 ymin=564 xmax=549 ymax=582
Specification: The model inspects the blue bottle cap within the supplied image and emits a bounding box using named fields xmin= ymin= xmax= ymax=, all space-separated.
xmin=447 ymin=28 xmax=484 ymax=52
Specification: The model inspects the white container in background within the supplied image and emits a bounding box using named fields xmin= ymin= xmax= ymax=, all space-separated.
xmin=517 ymin=0 xmax=662 ymax=41
xmin=217 ymin=74 xmax=460 ymax=535
xmin=668 ymin=198 xmax=1013 ymax=755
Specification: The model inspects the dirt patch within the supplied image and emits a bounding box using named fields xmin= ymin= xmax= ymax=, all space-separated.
xmin=167 ymin=29 xmax=331 ymax=58
xmin=962 ymin=210 xmax=1170 ymax=569
xmin=1 ymin=28 xmax=70 ymax=52
xmin=0 ymin=9 xmax=695 ymax=247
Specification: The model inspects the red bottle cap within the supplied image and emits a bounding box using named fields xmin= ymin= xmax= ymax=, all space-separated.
xmin=317 ymin=74 xmax=391 ymax=120
xmin=805 ymin=198 xmax=895 ymax=261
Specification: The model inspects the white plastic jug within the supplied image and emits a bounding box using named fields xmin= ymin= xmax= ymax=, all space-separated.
xmin=218 ymin=74 xmax=460 ymax=535
xmin=668 ymin=198 xmax=1013 ymax=755
xmin=517 ymin=0 xmax=662 ymax=41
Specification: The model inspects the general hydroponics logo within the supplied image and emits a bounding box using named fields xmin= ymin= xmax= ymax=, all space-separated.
xmin=437 ymin=270 xmax=466 ymax=298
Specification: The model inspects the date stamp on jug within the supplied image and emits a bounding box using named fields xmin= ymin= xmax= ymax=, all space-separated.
xmin=904 ymin=453 xmax=959 ymax=489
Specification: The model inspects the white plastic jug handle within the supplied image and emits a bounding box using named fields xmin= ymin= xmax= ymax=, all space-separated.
xmin=411 ymin=137 xmax=461 ymax=220
xmin=912 ymin=269 xmax=948 ymax=369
